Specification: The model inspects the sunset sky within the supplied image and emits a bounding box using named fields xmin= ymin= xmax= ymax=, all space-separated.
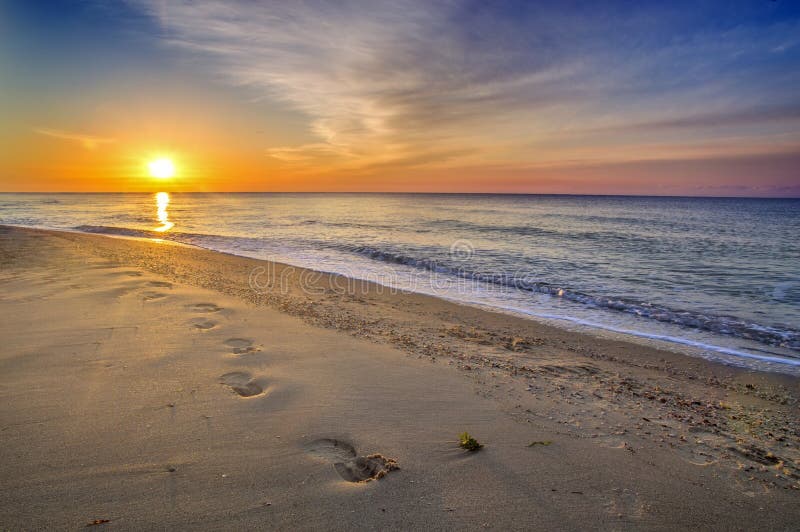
xmin=1 ymin=1 xmax=799 ymax=195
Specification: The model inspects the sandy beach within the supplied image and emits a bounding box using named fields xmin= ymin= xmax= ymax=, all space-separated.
xmin=0 ymin=225 xmax=797 ymax=530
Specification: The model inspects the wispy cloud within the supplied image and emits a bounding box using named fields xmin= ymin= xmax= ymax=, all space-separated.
xmin=135 ymin=1 xmax=800 ymax=175
xmin=34 ymin=127 xmax=116 ymax=150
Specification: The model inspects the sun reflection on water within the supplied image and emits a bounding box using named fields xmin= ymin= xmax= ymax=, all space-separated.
xmin=154 ymin=192 xmax=174 ymax=232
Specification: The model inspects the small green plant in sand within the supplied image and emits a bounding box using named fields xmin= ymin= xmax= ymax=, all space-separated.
xmin=459 ymin=432 xmax=483 ymax=452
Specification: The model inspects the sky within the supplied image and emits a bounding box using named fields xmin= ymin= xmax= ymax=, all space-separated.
xmin=1 ymin=0 xmax=799 ymax=195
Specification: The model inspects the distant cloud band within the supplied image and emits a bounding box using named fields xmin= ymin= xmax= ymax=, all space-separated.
xmin=34 ymin=128 xmax=116 ymax=150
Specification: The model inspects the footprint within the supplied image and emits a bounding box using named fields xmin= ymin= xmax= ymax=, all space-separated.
xmin=86 ymin=260 xmax=119 ymax=269
xmin=108 ymin=286 xmax=137 ymax=298
xmin=604 ymin=488 xmax=646 ymax=521
xmin=190 ymin=318 xmax=217 ymax=330
xmin=142 ymin=291 xmax=168 ymax=301
xmin=224 ymin=338 xmax=259 ymax=355
xmin=306 ymin=438 xmax=357 ymax=462
xmin=188 ymin=303 xmax=222 ymax=313
xmin=305 ymin=438 xmax=399 ymax=483
xmin=685 ymin=452 xmax=717 ymax=467
xmin=148 ymin=281 xmax=173 ymax=288
xmin=108 ymin=270 xmax=143 ymax=277
xmin=219 ymin=371 xmax=263 ymax=397
xmin=593 ymin=434 xmax=629 ymax=450
xmin=335 ymin=456 xmax=400 ymax=483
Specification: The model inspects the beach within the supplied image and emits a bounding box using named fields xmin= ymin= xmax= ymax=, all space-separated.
xmin=0 ymin=225 xmax=798 ymax=530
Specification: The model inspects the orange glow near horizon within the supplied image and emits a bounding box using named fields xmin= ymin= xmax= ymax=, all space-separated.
xmin=2 ymin=119 xmax=798 ymax=195
xmin=1 ymin=82 xmax=797 ymax=196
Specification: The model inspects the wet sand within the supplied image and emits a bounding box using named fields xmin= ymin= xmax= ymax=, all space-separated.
xmin=0 ymin=225 xmax=797 ymax=530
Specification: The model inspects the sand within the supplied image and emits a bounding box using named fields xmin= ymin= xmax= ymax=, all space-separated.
xmin=0 ymin=225 xmax=797 ymax=530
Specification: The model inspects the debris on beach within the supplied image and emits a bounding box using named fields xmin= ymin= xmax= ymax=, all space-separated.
xmin=459 ymin=432 xmax=483 ymax=452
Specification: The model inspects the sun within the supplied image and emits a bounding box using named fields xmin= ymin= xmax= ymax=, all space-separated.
xmin=148 ymin=158 xmax=175 ymax=179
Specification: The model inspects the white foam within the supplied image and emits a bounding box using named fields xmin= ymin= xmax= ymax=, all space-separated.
xmin=490 ymin=305 xmax=800 ymax=367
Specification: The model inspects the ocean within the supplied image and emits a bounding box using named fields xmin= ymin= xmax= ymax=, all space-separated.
xmin=2 ymin=192 xmax=798 ymax=373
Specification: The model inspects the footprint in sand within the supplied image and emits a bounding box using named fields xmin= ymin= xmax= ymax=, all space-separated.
xmin=86 ymin=259 xmax=119 ymax=269
xmin=604 ymin=488 xmax=646 ymax=521
xmin=188 ymin=303 xmax=222 ymax=313
xmin=219 ymin=371 xmax=264 ymax=397
xmin=305 ymin=438 xmax=399 ymax=483
xmin=108 ymin=286 xmax=137 ymax=298
xmin=148 ymin=281 xmax=173 ymax=288
xmin=224 ymin=338 xmax=260 ymax=355
xmin=190 ymin=317 xmax=217 ymax=330
xmin=142 ymin=291 xmax=168 ymax=302
xmin=108 ymin=270 xmax=143 ymax=277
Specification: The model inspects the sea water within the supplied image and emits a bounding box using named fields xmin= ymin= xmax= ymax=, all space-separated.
xmin=2 ymin=193 xmax=798 ymax=374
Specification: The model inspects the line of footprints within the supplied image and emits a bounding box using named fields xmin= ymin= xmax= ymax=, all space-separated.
xmin=186 ymin=302 xmax=265 ymax=397
xmin=186 ymin=300 xmax=399 ymax=483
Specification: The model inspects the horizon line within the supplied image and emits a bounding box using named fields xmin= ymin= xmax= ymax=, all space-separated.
xmin=1 ymin=191 xmax=799 ymax=200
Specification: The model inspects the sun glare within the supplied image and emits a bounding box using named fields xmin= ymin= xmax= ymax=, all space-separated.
xmin=148 ymin=158 xmax=175 ymax=179
xmin=154 ymin=191 xmax=174 ymax=232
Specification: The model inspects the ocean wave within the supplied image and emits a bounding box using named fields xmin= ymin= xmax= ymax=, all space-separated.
xmin=74 ymin=225 xmax=159 ymax=238
xmin=71 ymin=223 xmax=800 ymax=354
xmin=337 ymin=243 xmax=800 ymax=351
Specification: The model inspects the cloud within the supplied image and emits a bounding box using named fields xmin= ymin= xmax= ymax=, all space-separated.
xmin=134 ymin=1 xmax=800 ymax=176
xmin=577 ymin=104 xmax=800 ymax=135
xmin=34 ymin=128 xmax=116 ymax=150
xmin=267 ymin=143 xmax=343 ymax=163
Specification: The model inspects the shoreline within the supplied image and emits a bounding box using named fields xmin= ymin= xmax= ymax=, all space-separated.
xmin=5 ymin=224 xmax=800 ymax=386
xmin=9 ymin=222 xmax=798 ymax=374
xmin=1 ymin=225 xmax=798 ymax=529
